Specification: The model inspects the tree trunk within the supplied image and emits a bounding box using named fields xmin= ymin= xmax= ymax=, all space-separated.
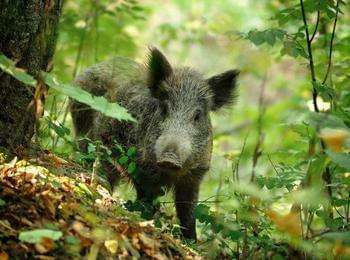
xmin=0 ymin=0 xmax=63 ymax=153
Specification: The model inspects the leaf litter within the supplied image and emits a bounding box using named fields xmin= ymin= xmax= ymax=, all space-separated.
xmin=0 ymin=153 xmax=200 ymax=259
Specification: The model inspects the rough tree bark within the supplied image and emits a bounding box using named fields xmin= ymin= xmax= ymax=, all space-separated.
xmin=0 ymin=0 xmax=63 ymax=153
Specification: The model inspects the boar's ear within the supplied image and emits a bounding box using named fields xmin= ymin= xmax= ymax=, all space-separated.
xmin=147 ymin=47 xmax=173 ymax=99
xmin=207 ymin=69 xmax=240 ymax=111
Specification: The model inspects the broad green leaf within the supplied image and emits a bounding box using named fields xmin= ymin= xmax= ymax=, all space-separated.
xmin=326 ymin=150 xmax=350 ymax=170
xmin=194 ymin=204 xmax=211 ymax=223
xmin=322 ymin=232 xmax=350 ymax=245
xmin=127 ymin=147 xmax=137 ymax=157
xmin=0 ymin=199 xmax=5 ymax=206
xmin=46 ymin=118 xmax=70 ymax=138
xmin=306 ymin=155 xmax=329 ymax=188
xmin=312 ymin=82 xmax=335 ymax=102
xmin=0 ymin=54 xmax=135 ymax=122
xmin=65 ymin=235 xmax=81 ymax=245
xmin=247 ymin=30 xmax=265 ymax=46
xmin=308 ymin=112 xmax=348 ymax=130
xmin=87 ymin=143 xmax=96 ymax=153
xmin=227 ymin=230 xmax=241 ymax=241
xmin=43 ymin=73 xmax=135 ymax=122
xmin=119 ymin=155 xmax=129 ymax=165
xmin=19 ymin=229 xmax=62 ymax=244
xmin=265 ymin=30 xmax=276 ymax=46
xmin=127 ymin=162 xmax=137 ymax=175
xmin=0 ymin=54 xmax=37 ymax=86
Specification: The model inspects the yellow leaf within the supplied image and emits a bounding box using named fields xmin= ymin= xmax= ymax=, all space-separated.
xmin=266 ymin=209 xmax=301 ymax=236
xmin=334 ymin=241 xmax=350 ymax=257
xmin=0 ymin=251 xmax=9 ymax=260
xmin=320 ymin=129 xmax=348 ymax=152
xmin=104 ymin=240 xmax=118 ymax=254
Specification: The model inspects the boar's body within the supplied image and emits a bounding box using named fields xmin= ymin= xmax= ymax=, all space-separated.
xmin=71 ymin=49 xmax=239 ymax=240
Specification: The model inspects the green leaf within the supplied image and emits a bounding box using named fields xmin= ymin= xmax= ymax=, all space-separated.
xmin=127 ymin=162 xmax=137 ymax=175
xmin=312 ymin=82 xmax=335 ymax=102
xmin=127 ymin=147 xmax=137 ymax=157
xmin=19 ymin=229 xmax=62 ymax=244
xmin=194 ymin=204 xmax=211 ymax=223
xmin=322 ymin=232 xmax=350 ymax=245
xmin=87 ymin=143 xmax=96 ymax=154
xmin=0 ymin=199 xmax=5 ymax=206
xmin=231 ymin=182 xmax=271 ymax=201
xmin=43 ymin=73 xmax=135 ymax=122
xmin=326 ymin=150 xmax=350 ymax=170
xmin=333 ymin=198 xmax=348 ymax=207
xmin=119 ymin=155 xmax=129 ymax=165
xmin=308 ymin=112 xmax=348 ymax=129
xmin=287 ymin=188 xmax=329 ymax=208
xmin=247 ymin=30 xmax=265 ymax=46
xmin=65 ymin=235 xmax=81 ymax=245
xmin=227 ymin=230 xmax=241 ymax=241
xmin=265 ymin=30 xmax=276 ymax=46
xmin=281 ymin=40 xmax=299 ymax=58
xmin=0 ymin=54 xmax=37 ymax=86
xmin=46 ymin=118 xmax=70 ymax=138
xmin=306 ymin=155 xmax=329 ymax=188
xmin=265 ymin=177 xmax=278 ymax=189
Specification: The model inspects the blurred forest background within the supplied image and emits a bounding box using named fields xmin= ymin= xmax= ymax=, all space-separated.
xmin=1 ymin=0 xmax=350 ymax=259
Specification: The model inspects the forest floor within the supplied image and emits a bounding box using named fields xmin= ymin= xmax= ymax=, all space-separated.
xmin=0 ymin=150 xmax=200 ymax=259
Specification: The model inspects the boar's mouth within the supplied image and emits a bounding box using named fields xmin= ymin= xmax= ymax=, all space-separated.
xmin=156 ymin=152 xmax=183 ymax=171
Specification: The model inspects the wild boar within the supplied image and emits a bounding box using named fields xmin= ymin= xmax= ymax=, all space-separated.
xmin=71 ymin=48 xmax=239 ymax=240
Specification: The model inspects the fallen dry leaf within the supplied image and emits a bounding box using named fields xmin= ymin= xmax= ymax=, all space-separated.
xmin=0 ymin=251 xmax=9 ymax=260
xmin=35 ymin=237 xmax=54 ymax=254
xmin=139 ymin=233 xmax=160 ymax=250
xmin=41 ymin=152 xmax=68 ymax=167
xmin=104 ymin=239 xmax=118 ymax=254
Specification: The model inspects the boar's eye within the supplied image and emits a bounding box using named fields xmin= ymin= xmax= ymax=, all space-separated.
xmin=193 ymin=109 xmax=202 ymax=122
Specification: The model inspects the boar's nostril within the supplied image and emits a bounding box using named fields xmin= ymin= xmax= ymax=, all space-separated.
xmin=157 ymin=159 xmax=182 ymax=170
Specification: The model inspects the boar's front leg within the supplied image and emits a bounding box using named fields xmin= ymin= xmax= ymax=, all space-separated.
xmin=175 ymin=181 xmax=199 ymax=241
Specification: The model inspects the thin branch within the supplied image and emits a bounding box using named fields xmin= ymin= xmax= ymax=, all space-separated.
xmin=347 ymin=192 xmax=350 ymax=223
xmin=300 ymin=0 xmax=319 ymax=112
xmin=334 ymin=206 xmax=346 ymax=219
xmin=160 ymin=194 xmax=232 ymax=204
xmin=250 ymin=73 xmax=267 ymax=183
xmin=299 ymin=205 xmax=305 ymax=239
xmin=310 ymin=8 xmax=320 ymax=43
xmin=306 ymin=212 xmax=314 ymax=239
xmin=322 ymin=0 xmax=340 ymax=85
xmin=267 ymin=154 xmax=279 ymax=175
xmin=234 ymin=130 xmax=250 ymax=182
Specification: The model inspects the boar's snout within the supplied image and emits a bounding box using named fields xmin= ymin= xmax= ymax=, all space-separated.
xmin=155 ymin=134 xmax=191 ymax=171
xmin=157 ymin=152 xmax=182 ymax=170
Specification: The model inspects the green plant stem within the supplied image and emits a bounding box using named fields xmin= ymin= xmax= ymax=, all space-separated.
xmin=234 ymin=131 xmax=250 ymax=182
xmin=322 ymin=0 xmax=340 ymax=85
xmin=300 ymin=0 xmax=319 ymax=112
xmin=300 ymin=0 xmax=336 ymax=219
xmin=52 ymin=15 xmax=89 ymax=150
xmin=346 ymin=192 xmax=350 ymax=223
xmin=309 ymin=10 xmax=320 ymax=43
xmin=306 ymin=212 xmax=314 ymax=239
xmin=250 ymin=74 xmax=267 ymax=183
